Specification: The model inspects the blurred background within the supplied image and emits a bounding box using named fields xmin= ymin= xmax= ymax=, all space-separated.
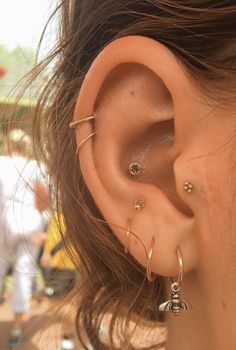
xmin=0 ymin=2 xmax=81 ymax=350
xmin=0 ymin=0 xmax=56 ymax=152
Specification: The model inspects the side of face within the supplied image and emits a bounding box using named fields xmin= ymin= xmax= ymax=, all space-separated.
xmin=71 ymin=35 xmax=236 ymax=302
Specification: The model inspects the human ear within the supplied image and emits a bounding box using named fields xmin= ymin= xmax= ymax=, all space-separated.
xmin=72 ymin=35 xmax=200 ymax=279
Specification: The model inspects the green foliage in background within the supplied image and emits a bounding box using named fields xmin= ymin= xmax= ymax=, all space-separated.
xmin=0 ymin=44 xmax=36 ymax=98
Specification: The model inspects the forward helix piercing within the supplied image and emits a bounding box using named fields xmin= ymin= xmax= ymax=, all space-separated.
xmin=146 ymin=237 xmax=156 ymax=282
xmin=158 ymin=247 xmax=189 ymax=316
xmin=183 ymin=181 xmax=193 ymax=193
xmin=69 ymin=113 xmax=96 ymax=154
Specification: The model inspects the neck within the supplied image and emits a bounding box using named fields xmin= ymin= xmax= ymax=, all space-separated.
xmin=165 ymin=271 xmax=236 ymax=350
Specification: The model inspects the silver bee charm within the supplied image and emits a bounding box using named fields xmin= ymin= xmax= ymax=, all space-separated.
xmin=159 ymin=282 xmax=189 ymax=316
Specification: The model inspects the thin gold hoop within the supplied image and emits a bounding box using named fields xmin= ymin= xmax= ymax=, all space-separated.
xmin=176 ymin=247 xmax=184 ymax=284
xmin=146 ymin=237 xmax=156 ymax=282
xmin=170 ymin=247 xmax=184 ymax=284
xmin=69 ymin=114 xmax=96 ymax=129
xmin=125 ymin=227 xmax=130 ymax=254
xmin=76 ymin=132 xmax=96 ymax=155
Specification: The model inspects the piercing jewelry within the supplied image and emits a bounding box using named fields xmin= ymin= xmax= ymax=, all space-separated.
xmin=159 ymin=247 xmax=189 ymax=316
xmin=69 ymin=113 xmax=96 ymax=154
xmin=125 ymin=226 xmax=131 ymax=254
xmin=76 ymin=132 xmax=95 ymax=155
xmin=134 ymin=199 xmax=145 ymax=211
xmin=183 ymin=181 xmax=193 ymax=193
xmin=128 ymin=162 xmax=141 ymax=176
xmin=146 ymin=237 xmax=156 ymax=282
xmin=69 ymin=114 xmax=96 ymax=129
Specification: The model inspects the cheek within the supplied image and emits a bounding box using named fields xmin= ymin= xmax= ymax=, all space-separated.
xmin=193 ymin=152 xmax=236 ymax=275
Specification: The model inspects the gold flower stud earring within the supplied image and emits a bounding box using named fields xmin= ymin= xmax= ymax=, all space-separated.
xmin=134 ymin=200 xmax=145 ymax=211
xmin=183 ymin=181 xmax=193 ymax=193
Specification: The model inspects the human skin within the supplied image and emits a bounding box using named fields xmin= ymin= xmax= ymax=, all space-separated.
xmin=71 ymin=36 xmax=236 ymax=350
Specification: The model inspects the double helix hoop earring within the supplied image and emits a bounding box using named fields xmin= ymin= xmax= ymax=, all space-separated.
xmin=69 ymin=114 xmax=96 ymax=154
xmin=159 ymin=247 xmax=189 ymax=316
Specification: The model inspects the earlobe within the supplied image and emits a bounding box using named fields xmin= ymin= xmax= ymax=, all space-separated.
xmin=72 ymin=35 xmax=199 ymax=280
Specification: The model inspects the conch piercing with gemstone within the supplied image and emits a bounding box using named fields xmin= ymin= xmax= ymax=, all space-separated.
xmin=128 ymin=162 xmax=141 ymax=176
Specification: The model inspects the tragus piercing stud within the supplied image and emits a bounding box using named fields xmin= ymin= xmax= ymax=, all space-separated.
xmin=158 ymin=247 xmax=189 ymax=316
xmin=146 ymin=237 xmax=156 ymax=282
xmin=76 ymin=132 xmax=96 ymax=155
xmin=183 ymin=181 xmax=193 ymax=193
xmin=128 ymin=162 xmax=141 ymax=176
xmin=134 ymin=200 xmax=145 ymax=211
xmin=69 ymin=114 xmax=96 ymax=129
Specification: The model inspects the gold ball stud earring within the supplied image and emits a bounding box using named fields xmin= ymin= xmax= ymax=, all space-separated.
xmin=183 ymin=181 xmax=193 ymax=193
xmin=128 ymin=162 xmax=141 ymax=176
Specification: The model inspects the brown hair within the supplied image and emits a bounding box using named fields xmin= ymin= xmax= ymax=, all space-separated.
xmin=30 ymin=1 xmax=236 ymax=348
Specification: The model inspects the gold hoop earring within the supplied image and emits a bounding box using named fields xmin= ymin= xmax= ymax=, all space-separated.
xmin=146 ymin=237 xmax=156 ymax=282
xmin=75 ymin=132 xmax=96 ymax=155
xmin=69 ymin=114 xmax=96 ymax=129
xmin=125 ymin=226 xmax=131 ymax=254
xmin=159 ymin=247 xmax=189 ymax=316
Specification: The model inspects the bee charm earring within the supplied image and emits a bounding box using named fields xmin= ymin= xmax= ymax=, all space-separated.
xmin=159 ymin=247 xmax=189 ymax=316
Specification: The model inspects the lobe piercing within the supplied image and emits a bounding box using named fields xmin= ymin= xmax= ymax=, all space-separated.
xmin=128 ymin=162 xmax=141 ymax=176
xmin=134 ymin=200 xmax=145 ymax=211
xmin=159 ymin=247 xmax=189 ymax=316
xmin=125 ymin=226 xmax=130 ymax=254
xmin=183 ymin=181 xmax=193 ymax=193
